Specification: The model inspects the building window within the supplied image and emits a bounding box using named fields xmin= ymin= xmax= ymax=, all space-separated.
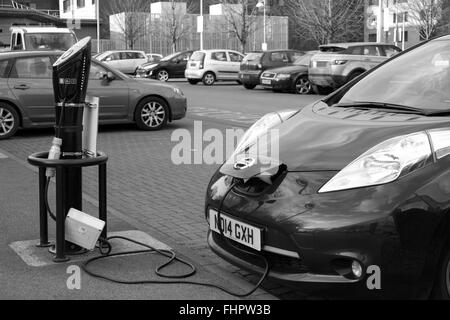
xmin=393 ymin=12 xmax=408 ymax=23
xmin=77 ymin=0 xmax=85 ymax=8
xmin=63 ymin=0 xmax=70 ymax=12
xmin=368 ymin=33 xmax=377 ymax=42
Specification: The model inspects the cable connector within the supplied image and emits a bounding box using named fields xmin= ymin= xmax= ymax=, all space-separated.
xmin=46 ymin=137 xmax=62 ymax=178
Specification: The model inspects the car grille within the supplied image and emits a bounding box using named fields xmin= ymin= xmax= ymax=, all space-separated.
xmin=232 ymin=165 xmax=287 ymax=196
xmin=261 ymin=72 xmax=276 ymax=79
xmin=214 ymin=234 xmax=309 ymax=274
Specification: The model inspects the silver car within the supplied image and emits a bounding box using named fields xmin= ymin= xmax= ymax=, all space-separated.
xmin=0 ymin=51 xmax=187 ymax=139
xmin=309 ymin=42 xmax=401 ymax=94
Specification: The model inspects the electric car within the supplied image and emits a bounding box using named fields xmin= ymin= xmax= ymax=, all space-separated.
xmin=205 ymin=35 xmax=450 ymax=299
xmin=0 ymin=51 xmax=187 ymax=139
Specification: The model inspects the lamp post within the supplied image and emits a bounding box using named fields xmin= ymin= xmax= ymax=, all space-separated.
xmin=256 ymin=0 xmax=267 ymax=51
xmin=96 ymin=0 xmax=100 ymax=54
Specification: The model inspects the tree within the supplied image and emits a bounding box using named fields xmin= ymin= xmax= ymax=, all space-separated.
xmin=106 ymin=0 xmax=151 ymax=50
xmin=158 ymin=0 xmax=194 ymax=53
xmin=219 ymin=0 xmax=260 ymax=53
xmin=436 ymin=0 xmax=450 ymax=36
xmin=283 ymin=0 xmax=364 ymax=45
xmin=405 ymin=0 xmax=443 ymax=40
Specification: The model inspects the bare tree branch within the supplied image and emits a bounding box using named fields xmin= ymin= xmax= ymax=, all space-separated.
xmin=404 ymin=0 xmax=443 ymax=40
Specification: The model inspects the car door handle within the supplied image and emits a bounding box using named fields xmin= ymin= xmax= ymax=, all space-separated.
xmin=14 ymin=84 xmax=30 ymax=90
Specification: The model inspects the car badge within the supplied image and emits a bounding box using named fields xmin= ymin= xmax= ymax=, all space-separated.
xmin=234 ymin=158 xmax=256 ymax=171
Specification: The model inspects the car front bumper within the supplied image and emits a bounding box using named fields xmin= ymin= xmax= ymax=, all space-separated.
xmin=239 ymin=71 xmax=263 ymax=85
xmin=260 ymin=77 xmax=291 ymax=91
xmin=167 ymin=95 xmax=187 ymax=120
xmin=309 ymin=74 xmax=347 ymax=88
xmin=205 ymin=170 xmax=442 ymax=299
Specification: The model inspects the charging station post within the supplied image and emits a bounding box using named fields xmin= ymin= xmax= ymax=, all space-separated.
xmin=28 ymin=37 xmax=108 ymax=262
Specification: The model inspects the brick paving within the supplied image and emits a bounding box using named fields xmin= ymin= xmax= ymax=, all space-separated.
xmin=0 ymin=115 xmax=310 ymax=299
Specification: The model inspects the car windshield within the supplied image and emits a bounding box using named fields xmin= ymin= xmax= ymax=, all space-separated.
xmin=243 ymin=53 xmax=263 ymax=62
xmin=161 ymin=52 xmax=180 ymax=61
xmin=337 ymin=40 xmax=450 ymax=111
xmin=24 ymin=33 xmax=77 ymax=51
xmin=294 ymin=53 xmax=314 ymax=66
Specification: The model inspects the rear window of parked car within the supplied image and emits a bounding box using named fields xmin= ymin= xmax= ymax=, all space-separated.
xmin=243 ymin=53 xmax=263 ymax=62
xmin=190 ymin=52 xmax=205 ymax=61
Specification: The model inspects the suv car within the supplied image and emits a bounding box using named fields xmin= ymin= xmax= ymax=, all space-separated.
xmin=135 ymin=51 xmax=193 ymax=81
xmin=96 ymin=50 xmax=148 ymax=74
xmin=308 ymin=42 xmax=401 ymax=94
xmin=185 ymin=49 xmax=245 ymax=86
xmin=10 ymin=27 xmax=77 ymax=51
xmin=239 ymin=50 xmax=305 ymax=90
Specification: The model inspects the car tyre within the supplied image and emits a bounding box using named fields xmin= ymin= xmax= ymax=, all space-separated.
xmin=202 ymin=72 xmax=216 ymax=86
xmin=157 ymin=69 xmax=170 ymax=82
xmin=294 ymin=76 xmax=312 ymax=94
xmin=243 ymin=84 xmax=256 ymax=90
xmin=135 ymin=97 xmax=169 ymax=131
xmin=0 ymin=103 xmax=19 ymax=140
xmin=431 ymin=245 xmax=450 ymax=300
xmin=188 ymin=79 xmax=199 ymax=85
xmin=347 ymin=71 xmax=364 ymax=83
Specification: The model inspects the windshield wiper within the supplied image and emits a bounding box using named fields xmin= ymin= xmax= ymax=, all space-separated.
xmin=331 ymin=102 xmax=428 ymax=115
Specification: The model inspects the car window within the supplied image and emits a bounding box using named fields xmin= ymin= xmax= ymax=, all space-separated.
xmin=89 ymin=63 xmax=108 ymax=80
xmin=345 ymin=46 xmax=364 ymax=55
xmin=288 ymin=51 xmax=304 ymax=62
xmin=11 ymin=56 xmax=52 ymax=78
xmin=337 ymin=40 xmax=450 ymax=111
xmin=243 ymin=52 xmax=263 ymax=62
xmin=180 ymin=52 xmax=191 ymax=61
xmin=363 ymin=46 xmax=381 ymax=56
xmin=211 ymin=52 xmax=228 ymax=62
xmin=384 ymin=46 xmax=402 ymax=58
xmin=270 ymin=52 xmax=289 ymax=62
xmin=190 ymin=52 xmax=205 ymax=61
xmin=229 ymin=52 xmax=243 ymax=62
xmin=0 ymin=60 xmax=10 ymax=78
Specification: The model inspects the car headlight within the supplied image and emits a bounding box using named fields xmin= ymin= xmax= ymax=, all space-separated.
xmin=173 ymin=87 xmax=184 ymax=96
xmin=235 ymin=111 xmax=296 ymax=153
xmin=319 ymin=132 xmax=433 ymax=193
xmin=276 ymin=73 xmax=291 ymax=80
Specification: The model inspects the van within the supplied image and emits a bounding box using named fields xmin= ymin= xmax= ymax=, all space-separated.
xmin=10 ymin=27 xmax=78 ymax=51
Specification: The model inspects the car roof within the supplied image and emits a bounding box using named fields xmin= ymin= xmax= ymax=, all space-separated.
xmin=11 ymin=27 xmax=73 ymax=34
xmin=0 ymin=50 xmax=62 ymax=60
xmin=320 ymin=42 xmax=394 ymax=49
xmin=196 ymin=49 xmax=241 ymax=53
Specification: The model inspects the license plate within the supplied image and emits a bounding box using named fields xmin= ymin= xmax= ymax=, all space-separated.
xmin=190 ymin=63 xmax=197 ymax=67
xmin=209 ymin=209 xmax=262 ymax=251
xmin=261 ymin=79 xmax=271 ymax=85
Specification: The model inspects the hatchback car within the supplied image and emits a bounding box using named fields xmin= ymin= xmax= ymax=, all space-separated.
xmin=96 ymin=50 xmax=148 ymax=74
xmin=205 ymin=36 xmax=450 ymax=299
xmin=239 ymin=50 xmax=305 ymax=90
xmin=0 ymin=51 xmax=187 ymax=139
xmin=135 ymin=51 xmax=193 ymax=81
xmin=309 ymin=42 xmax=401 ymax=94
xmin=185 ymin=50 xmax=245 ymax=86
xmin=260 ymin=52 xmax=317 ymax=94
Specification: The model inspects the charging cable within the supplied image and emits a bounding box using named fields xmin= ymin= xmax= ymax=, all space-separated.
xmin=81 ymin=181 xmax=271 ymax=298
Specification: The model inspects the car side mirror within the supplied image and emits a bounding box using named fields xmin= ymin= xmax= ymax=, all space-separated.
xmin=102 ymin=72 xmax=115 ymax=82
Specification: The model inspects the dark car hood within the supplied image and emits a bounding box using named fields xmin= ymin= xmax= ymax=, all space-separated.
xmin=139 ymin=61 xmax=164 ymax=69
xmin=267 ymin=65 xmax=308 ymax=74
xmin=232 ymin=101 xmax=450 ymax=173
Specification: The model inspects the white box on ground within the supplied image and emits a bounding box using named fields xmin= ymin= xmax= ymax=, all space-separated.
xmin=65 ymin=208 xmax=105 ymax=251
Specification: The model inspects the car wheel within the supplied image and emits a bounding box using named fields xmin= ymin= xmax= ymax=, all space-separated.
xmin=432 ymin=246 xmax=450 ymax=300
xmin=135 ymin=97 xmax=169 ymax=131
xmin=312 ymin=84 xmax=332 ymax=95
xmin=243 ymin=84 xmax=256 ymax=90
xmin=202 ymin=72 xmax=216 ymax=86
xmin=188 ymin=79 xmax=199 ymax=85
xmin=347 ymin=71 xmax=364 ymax=83
xmin=157 ymin=69 xmax=170 ymax=82
xmin=0 ymin=103 xmax=19 ymax=140
xmin=294 ymin=76 xmax=312 ymax=94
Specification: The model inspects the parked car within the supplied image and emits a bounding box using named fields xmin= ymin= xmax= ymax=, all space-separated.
xmin=0 ymin=51 xmax=187 ymax=139
xmin=309 ymin=42 xmax=401 ymax=94
xmin=239 ymin=50 xmax=305 ymax=90
xmin=185 ymin=49 xmax=245 ymax=86
xmin=135 ymin=51 xmax=193 ymax=81
xmin=96 ymin=50 xmax=148 ymax=74
xmin=205 ymin=35 xmax=450 ymax=299
xmin=260 ymin=51 xmax=317 ymax=94
xmin=146 ymin=53 xmax=163 ymax=63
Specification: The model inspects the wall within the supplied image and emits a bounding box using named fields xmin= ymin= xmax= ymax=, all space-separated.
xmin=59 ymin=0 xmax=96 ymax=20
